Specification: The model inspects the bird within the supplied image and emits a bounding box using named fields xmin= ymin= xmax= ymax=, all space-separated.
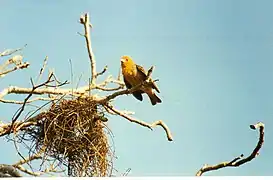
xmin=120 ymin=55 xmax=162 ymax=105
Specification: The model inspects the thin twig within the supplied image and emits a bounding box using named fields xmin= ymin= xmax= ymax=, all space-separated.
xmin=0 ymin=44 xmax=27 ymax=57
xmin=95 ymin=85 xmax=124 ymax=92
xmin=95 ymin=65 xmax=108 ymax=78
xmin=13 ymin=147 xmax=45 ymax=167
xmin=37 ymin=56 xmax=48 ymax=83
xmin=196 ymin=122 xmax=265 ymax=176
xmin=117 ymin=67 xmax=122 ymax=81
xmin=9 ymin=73 xmax=55 ymax=132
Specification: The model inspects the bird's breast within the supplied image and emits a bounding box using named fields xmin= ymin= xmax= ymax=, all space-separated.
xmin=122 ymin=65 xmax=137 ymax=76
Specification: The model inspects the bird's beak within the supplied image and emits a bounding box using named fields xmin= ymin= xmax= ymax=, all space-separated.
xmin=120 ymin=58 xmax=125 ymax=63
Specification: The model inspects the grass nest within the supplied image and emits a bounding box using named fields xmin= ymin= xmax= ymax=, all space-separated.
xmin=24 ymin=97 xmax=113 ymax=177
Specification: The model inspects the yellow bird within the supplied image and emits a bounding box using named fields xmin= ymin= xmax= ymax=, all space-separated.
xmin=120 ymin=55 xmax=162 ymax=105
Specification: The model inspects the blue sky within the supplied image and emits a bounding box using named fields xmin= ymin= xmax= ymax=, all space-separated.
xmin=1 ymin=0 xmax=273 ymax=176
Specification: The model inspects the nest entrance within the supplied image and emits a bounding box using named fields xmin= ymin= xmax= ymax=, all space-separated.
xmin=28 ymin=97 xmax=112 ymax=176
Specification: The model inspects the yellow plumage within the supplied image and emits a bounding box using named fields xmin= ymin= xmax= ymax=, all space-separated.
xmin=120 ymin=55 xmax=162 ymax=105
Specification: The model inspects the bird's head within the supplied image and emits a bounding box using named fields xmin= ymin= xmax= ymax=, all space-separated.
xmin=120 ymin=55 xmax=135 ymax=67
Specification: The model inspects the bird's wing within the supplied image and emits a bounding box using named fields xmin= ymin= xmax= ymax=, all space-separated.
xmin=124 ymin=76 xmax=144 ymax=101
xmin=132 ymin=91 xmax=144 ymax=101
xmin=136 ymin=64 xmax=160 ymax=93
xmin=123 ymin=76 xmax=132 ymax=89
xmin=136 ymin=64 xmax=147 ymax=79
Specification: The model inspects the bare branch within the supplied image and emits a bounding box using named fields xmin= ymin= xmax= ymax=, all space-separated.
xmin=15 ymin=165 xmax=40 ymax=176
xmin=104 ymin=105 xmax=135 ymax=115
xmin=12 ymin=146 xmax=60 ymax=177
xmin=80 ymin=13 xmax=96 ymax=84
xmin=95 ymin=85 xmax=124 ymax=92
xmin=95 ymin=75 xmax=124 ymax=89
xmin=95 ymin=65 xmax=108 ymax=78
xmin=0 ymin=121 xmax=37 ymax=137
xmin=150 ymin=120 xmax=173 ymax=141
xmin=72 ymin=75 xmax=125 ymax=93
xmin=104 ymin=104 xmax=173 ymax=141
xmin=117 ymin=67 xmax=122 ymax=81
xmin=0 ymin=96 xmax=56 ymax=104
xmin=0 ymin=44 xmax=27 ymax=57
xmin=196 ymin=122 xmax=264 ymax=176
xmin=0 ymin=173 xmax=12 ymax=177
xmin=13 ymin=148 xmax=45 ymax=167
xmin=122 ymin=168 xmax=131 ymax=176
xmin=15 ymin=158 xmax=64 ymax=176
xmin=0 ymin=85 xmax=79 ymax=99
xmin=77 ymin=32 xmax=84 ymax=36
xmin=9 ymin=73 xmax=56 ymax=132
xmin=37 ymin=56 xmax=48 ymax=83
xmin=0 ymin=62 xmax=30 ymax=77
xmin=15 ymin=165 xmax=58 ymax=177
xmin=99 ymin=79 xmax=156 ymax=104
xmin=0 ymin=164 xmax=21 ymax=177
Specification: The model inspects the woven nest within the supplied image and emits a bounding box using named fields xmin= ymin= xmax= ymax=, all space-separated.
xmin=24 ymin=97 xmax=113 ymax=177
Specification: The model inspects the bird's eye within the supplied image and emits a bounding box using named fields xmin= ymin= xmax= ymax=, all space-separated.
xmin=125 ymin=58 xmax=128 ymax=61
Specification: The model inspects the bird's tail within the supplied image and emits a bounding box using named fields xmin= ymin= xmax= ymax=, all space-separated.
xmin=147 ymin=91 xmax=162 ymax=106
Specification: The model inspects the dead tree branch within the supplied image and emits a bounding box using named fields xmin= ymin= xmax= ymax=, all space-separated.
xmin=0 ymin=121 xmax=37 ymax=137
xmin=104 ymin=104 xmax=173 ymax=141
xmin=0 ymin=47 xmax=30 ymax=78
xmin=0 ymin=62 xmax=30 ymax=77
xmin=0 ymin=44 xmax=27 ymax=57
xmin=95 ymin=65 xmax=108 ymax=78
xmin=0 ymin=164 xmax=21 ymax=177
xmin=80 ymin=13 xmax=97 ymax=84
xmin=13 ymin=148 xmax=45 ymax=167
xmin=196 ymin=122 xmax=264 ymax=176
xmin=0 ymin=85 xmax=82 ymax=99
xmin=14 ymin=164 xmax=59 ymax=177
xmin=0 ymin=96 xmax=57 ymax=104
